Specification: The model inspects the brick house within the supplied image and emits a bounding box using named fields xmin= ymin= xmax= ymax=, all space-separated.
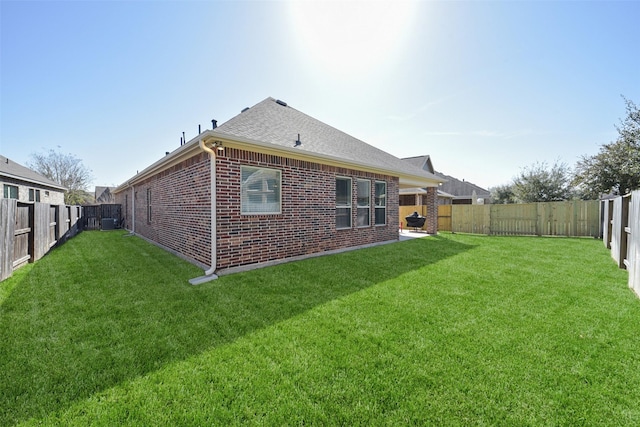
xmin=113 ymin=98 xmax=442 ymax=283
xmin=1 ymin=155 xmax=66 ymax=204
xmin=399 ymin=155 xmax=444 ymax=231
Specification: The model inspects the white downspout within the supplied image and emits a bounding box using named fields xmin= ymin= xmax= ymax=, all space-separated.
xmin=189 ymin=139 xmax=218 ymax=284
xmin=131 ymin=184 xmax=135 ymax=234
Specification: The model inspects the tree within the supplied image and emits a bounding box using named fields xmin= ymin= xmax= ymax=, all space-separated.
xmin=489 ymin=183 xmax=516 ymax=204
xmin=574 ymin=96 xmax=640 ymax=198
xmin=511 ymin=160 xmax=574 ymax=203
xmin=28 ymin=149 xmax=94 ymax=205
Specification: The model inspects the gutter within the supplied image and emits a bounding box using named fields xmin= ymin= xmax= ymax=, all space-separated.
xmin=115 ymin=129 xmax=443 ymax=192
xmin=189 ymin=138 xmax=219 ymax=285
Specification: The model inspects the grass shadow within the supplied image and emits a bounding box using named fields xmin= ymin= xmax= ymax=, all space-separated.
xmin=0 ymin=231 xmax=472 ymax=425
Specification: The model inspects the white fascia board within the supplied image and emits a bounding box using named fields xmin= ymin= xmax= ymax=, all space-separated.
xmin=114 ymin=138 xmax=202 ymax=192
xmin=201 ymin=131 xmax=444 ymax=187
xmin=114 ymin=129 xmax=444 ymax=191
xmin=0 ymin=172 xmax=67 ymax=191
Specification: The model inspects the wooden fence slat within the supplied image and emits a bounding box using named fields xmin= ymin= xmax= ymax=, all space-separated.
xmin=625 ymin=191 xmax=640 ymax=296
xmin=1 ymin=199 xmax=16 ymax=281
xmin=437 ymin=204 xmax=452 ymax=231
xmin=445 ymin=200 xmax=599 ymax=237
xmin=0 ymin=202 xmax=83 ymax=282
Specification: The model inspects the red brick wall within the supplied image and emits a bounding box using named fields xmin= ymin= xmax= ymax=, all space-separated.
xmin=115 ymin=152 xmax=212 ymax=267
xmin=116 ymin=148 xmax=400 ymax=271
xmin=425 ymin=186 xmax=438 ymax=234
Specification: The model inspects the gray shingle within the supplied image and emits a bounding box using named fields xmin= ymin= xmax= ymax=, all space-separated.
xmin=216 ymin=98 xmax=442 ymax=182
xmin=0 ymin=155 xmax=67 ymax=190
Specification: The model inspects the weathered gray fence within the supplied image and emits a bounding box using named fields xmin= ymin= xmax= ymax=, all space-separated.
xmin=83 ymin=204 xmax=122 ymax=230
xmin=444 ymin=200 xmax=600 ymax=237
xmin=602 ymin=191 xmax=640 ymax=297
xmin=0 ymin=199 xmax=82 ymax=282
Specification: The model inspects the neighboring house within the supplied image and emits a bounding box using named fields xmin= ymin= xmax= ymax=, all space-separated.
xmin=0 ymin=155 xmax=66 ymax=204
xmin=95 ymin=186 xmax=115 ymax=203
xmin=113 ymin=97 xmax=442 ymax=281
xmin=434 ymin=171 xmax=491 ymax=205
xmin=400 ymin=155 xmax=451 ymax=207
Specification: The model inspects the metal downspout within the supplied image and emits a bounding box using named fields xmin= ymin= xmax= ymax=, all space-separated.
xmin=189 ymin=139 xmax=218 ymax=284
xmin=131 ymin=184 xmax=135 ymax=234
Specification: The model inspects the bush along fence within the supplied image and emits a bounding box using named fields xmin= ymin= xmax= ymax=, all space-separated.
xmin=0 ymin=199 xmax=83 ymax=282
xmin=438 ymin=200 xmax=600 ymax=237
xmin=602 ymin=190 xmax=640 ymax=297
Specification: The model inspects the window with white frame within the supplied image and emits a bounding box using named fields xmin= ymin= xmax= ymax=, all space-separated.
xmin=4 ymin=184 xmax=18 ymax=199
xmin=146 ymin=188 xmax=152 ymax=223
xmin=357 ymin=179 xmax=371 ymax=227
xmin=336 ymin=177 xmax=352 ymax=229
xmin=375 ymin=181 xmax=386 ymax=225
xmin=241 ymin=166 xmax=281 ymax=214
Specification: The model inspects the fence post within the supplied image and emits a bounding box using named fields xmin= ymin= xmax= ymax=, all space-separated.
xmin=628 ymin=191 xmax=640 ymax=295
xmin=0 ymin=199 xmax=17 ymax=281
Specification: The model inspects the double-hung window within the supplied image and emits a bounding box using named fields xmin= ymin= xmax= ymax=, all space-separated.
xmin=4 ymin=184 xmax=18 ymax=199
xmin=357 ymin=179 xmax=371 ymax=227
xmin=146 ymin=189 xmax=152 ymax=223
xmin=241 ymin=166 xmax=281 ymax=214
xmin=336 ymin=177 xmax=351 ymax=229
xmin=375 ymin=181 xmax=387 ymax=225
xmin=29 ymin=189 xmax=41 ymax=202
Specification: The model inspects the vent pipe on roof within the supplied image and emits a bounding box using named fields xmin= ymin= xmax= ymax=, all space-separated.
xmin=241 ymin=107 xmax=249 ymax=113
xmin=295 ymin=134 xmax=302 ymax=147
xmin=199 ymin=124 xmax=201 ymax=134
xmin=183 ymin=131 xmax=186 ymax=144
xmin=212 ymin=119 xmax=217 ymax=129
xmin=276 ymin=99 xmax=287 ymax=107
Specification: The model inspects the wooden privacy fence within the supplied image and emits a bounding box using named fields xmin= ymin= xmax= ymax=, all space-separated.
xmin=83 ymin=204 xmax=122 ymax=230
xmin=0 ymin=199 xmax=83 ymax=282
xmin=438 ymin=200 xmax=600 ymax=237
xmin=399 ymin=205 xmax=428 ymax=229
xmin=602 ymin=191 xmax=640 ymax=297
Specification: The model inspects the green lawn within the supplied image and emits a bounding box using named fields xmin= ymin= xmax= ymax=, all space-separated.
xmin=1 ymin=230 xmax=639 ymax=426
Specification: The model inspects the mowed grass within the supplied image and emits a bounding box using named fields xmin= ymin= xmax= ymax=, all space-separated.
xmin=1 ymin=231 xmax=640 ymax=425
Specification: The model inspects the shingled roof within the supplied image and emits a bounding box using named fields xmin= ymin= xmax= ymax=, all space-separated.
xmin=213 ymin=98 xmax=443 ymax=187
xmin=117 ymin=97 xmax=444 ymax=190
xmin=0 ymin=155 xmax=67 ymax=191
xmin=434 ymin=171 xmax=490 ymax=199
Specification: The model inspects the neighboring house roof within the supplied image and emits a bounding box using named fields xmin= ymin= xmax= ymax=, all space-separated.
xmin=0 ymin=155 xmax=67 ymax=191
xmin=401 ymin=155 xmax=435 ymax=174
xmin=399 ymin=187 xmax=455 ymax=199
xmin=434 ymin=171 xmax=491 ymax=200
xmin=117 ymin=98 xmax=444 ymax=190
xmin=95 ymin=186 xmax=115 ymax=203
xmin=438 ymin=190 xmax=456 ymax=199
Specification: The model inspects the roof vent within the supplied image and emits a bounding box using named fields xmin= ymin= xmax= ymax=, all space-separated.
xmin=275 ymin=99 xmax=287 ymax=107
xmin=295 ymin=133 xmax=302 ymax=147
xmin=212 ymin=119 xmax=217 ymax=129
xmin=241 ymin=107 xmax=249 ymax=113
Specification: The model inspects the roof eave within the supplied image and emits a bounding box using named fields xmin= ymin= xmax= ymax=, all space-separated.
xmin=114 ymin=129 xmax=444 ymax=191
xmin=203 ymin=130 xmax=444 ymax=187
xmin=0 ymin=172 xmax=68 ymax=192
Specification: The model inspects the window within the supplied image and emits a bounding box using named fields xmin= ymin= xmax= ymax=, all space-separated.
xmin=146 ymin=188 xmax=152 ymax=223
xmin=336 ymin=177 xmax=352 ymax=229
xmin=241 ymin=166 xmax=281 ymax=214
xmin=357 ymin=179 xmax=370 ymax=227
xmin=29 ymin=189 xmax=41 ymax=202
xmin=375 ymin=181 xmax=387 ymax=225
xmin=3 ymin=184 xmax=18 ymax=199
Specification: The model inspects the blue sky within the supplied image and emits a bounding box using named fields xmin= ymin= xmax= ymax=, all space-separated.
xmin=1 ymin=0 xmax=638 ymax=190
